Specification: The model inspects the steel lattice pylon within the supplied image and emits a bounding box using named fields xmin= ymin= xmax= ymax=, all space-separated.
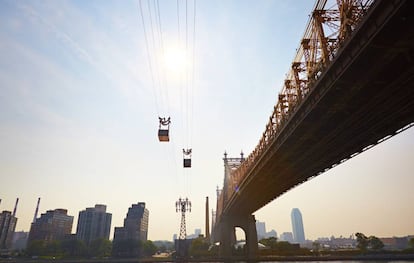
xmin=176 ymin=197 xmax=191 ymax=239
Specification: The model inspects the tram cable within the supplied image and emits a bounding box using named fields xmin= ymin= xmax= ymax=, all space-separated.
xmin=139 ymin=0 xmax=197 ymax=197
xmin=190 ymin=0 xmax=197 ymax=149
xmin=147 ymin=0 xmax=169 ymax=115
xmin=138 ymin=0 xmax=160 ymax=116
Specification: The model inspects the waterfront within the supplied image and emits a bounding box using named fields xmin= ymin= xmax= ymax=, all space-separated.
xmin=1 ymin=260 xmax=414 ymax=263
xmin=2 ymin=255 xmax=414 ymax=263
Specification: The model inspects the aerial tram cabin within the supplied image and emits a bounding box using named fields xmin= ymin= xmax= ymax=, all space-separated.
xmin=183 ymin=148 xmax=192 ymax=168
xmin=158 ymin=117 xmax=171 ymax=142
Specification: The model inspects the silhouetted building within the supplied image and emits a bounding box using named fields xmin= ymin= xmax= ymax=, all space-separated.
xmin=317 ymin=235 xmax=356 ymax=249
xmin=76 ymin=204 xmax=111 ymax=245
xmin=0 ymin=211 xmax=17 ymax=249
xmin=112 ymin=203 xmax=149 ymax=258
xmin=265 ymin=229 xmax=277 ymax=239
xmin=114 ymin=202 xmax=148 ymax=242
xmin=280 ymin=232 xmax=294 ymax=243
xmin=187 ymin=228 xmax=202 ymax=239
xmin=291 ymin=208 xmax=305 ymax=244
xmin=381 ymin=236 xmax=411 ymax=250
xmin=28 ymin=209 xmax=73 ymax=243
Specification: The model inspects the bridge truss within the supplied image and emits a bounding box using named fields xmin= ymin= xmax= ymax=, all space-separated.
xmin=217 ymin=0 xmax=377 ymax=219
xmin=215 ymin=0 xmax=414 ymax=258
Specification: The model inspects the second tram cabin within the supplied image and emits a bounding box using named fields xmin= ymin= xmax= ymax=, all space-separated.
xmin=183 ymin=158 xmax=191 ymax=168
xmin=183 ymin=148 xmax=192 ymax=168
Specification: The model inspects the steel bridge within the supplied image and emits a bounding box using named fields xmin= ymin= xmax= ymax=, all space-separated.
xmin=212 ymin=0 xmax=414 ymax=259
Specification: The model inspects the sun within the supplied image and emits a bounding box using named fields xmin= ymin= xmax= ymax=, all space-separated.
xmin=163 ymin=47 xmax=187 ymax=74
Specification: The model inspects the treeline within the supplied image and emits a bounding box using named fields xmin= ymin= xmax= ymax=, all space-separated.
xmin=355 ymin=232 xmax=384 ymax=251
xmin=24 ymin=238 xmax=158 ymax=259
xmin=15 ymin=234 xmax=414 ymax=260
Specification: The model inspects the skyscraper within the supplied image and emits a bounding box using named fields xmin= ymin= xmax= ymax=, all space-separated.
xmin=76 ymin=204 xmax=112 ymax=245
xmin=256 ymin=221 xmax=266 ymax=240
xmin=28 ymin=209 xmax=73 ymax=243
xmin=291 ymin=208 xmax=305 ymax=244
xmin=0 ymin=211 xmax=17 ymax=249
xmin=113 ymin=202 xmax=149 ymax=242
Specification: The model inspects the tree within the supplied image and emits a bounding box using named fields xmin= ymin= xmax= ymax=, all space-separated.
xmin=153 ymin=240 xmax=174 ymax=252
xmin=368 ymin=236 xmax=384 ymax=251
xmin=409 ymin=238 xmax=414 ymax=250
xmin=26 ymin=240 xmax=47 ymax=256
xmin=141 ymin=240 xmax=157 ymax=257
xmin=60 ymin=239 xmax=87 ymax=257
xmin=276 ymin=241 xmax=294 ymax=251
xmin=89 ymin=238 xmax=112 ymax=258
xmin=312 ymin=241 xmax=321 ymax=254
xmin=356 ymin=232 xmax=369 ymax=252
xmin=189 ymin=236 xmax=210 ymax=258
xmin=112 ymin=239 xmax=141 ymax=258
xmin=356 ymin=233 xmax=384 ymax=252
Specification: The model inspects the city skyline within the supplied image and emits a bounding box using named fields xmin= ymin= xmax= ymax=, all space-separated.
xmin=2 ymin=198 xmax=413 ymax=242
xmin=1 ymin=0 xmax=414 ymax=242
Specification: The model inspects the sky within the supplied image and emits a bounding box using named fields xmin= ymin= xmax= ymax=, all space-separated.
xmin=1 ymin=0 xmax=413 ymax=242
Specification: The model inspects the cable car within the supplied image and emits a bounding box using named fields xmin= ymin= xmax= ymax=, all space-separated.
xmin=158 ymin=117 xmax=171 ymax=142
xmin=183 ymin=148 xmax=192 ymax=168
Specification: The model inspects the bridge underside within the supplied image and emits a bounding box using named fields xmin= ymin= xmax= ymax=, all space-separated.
xmin=225 ymin=0 xmax=414 ymax=216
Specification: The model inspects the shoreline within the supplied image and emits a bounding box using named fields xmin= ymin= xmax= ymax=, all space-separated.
xmin=2 ymin=254 xmax=414 ymax=263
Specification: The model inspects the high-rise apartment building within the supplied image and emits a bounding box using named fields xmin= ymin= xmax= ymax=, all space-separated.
xmin=291 ymin=208 xmax=305 ymax=244
xmin=113 ymin=202 xmax=149 ymax=242
xmin=0 ymin=211 xmax=18 ymax=249
xmin=76 ymin=204 xmax=112 ymax=245
xmin=28 ymin=209 xmax=73 ymax=243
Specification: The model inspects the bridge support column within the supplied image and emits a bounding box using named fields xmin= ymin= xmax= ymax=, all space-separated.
xmin=218 ymin=214 xmax=258 ymax=260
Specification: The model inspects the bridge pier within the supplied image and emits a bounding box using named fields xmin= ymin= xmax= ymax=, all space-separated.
xmin=217 ymin=214 xmax=258 ymax=260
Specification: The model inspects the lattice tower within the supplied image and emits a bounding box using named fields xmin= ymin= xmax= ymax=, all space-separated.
xmin=176 ymin=197 xmax=191 ymax=240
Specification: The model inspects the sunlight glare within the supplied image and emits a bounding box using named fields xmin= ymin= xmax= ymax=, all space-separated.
xmin=163 ymin=47 xmax=187 ymax=74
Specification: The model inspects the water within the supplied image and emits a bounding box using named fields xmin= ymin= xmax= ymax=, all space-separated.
xmin=200 ymin=261 xmax=414 ymax=263
xmin=143 ymin=260 xmax=414 ymax=263
xmin=254 ymin=262 xmax=414 ymax=263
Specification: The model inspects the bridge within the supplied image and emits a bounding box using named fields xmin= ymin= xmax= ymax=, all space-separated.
xmin=212 ymin=0 xmax=414 ymax=259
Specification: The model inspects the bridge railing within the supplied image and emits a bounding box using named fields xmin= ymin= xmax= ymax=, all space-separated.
xmin=219 ymin=0 xmax=374 ymax=214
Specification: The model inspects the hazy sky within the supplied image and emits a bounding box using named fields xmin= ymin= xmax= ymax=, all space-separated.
xmin=1 ymin=0 xmax=413 ymax=242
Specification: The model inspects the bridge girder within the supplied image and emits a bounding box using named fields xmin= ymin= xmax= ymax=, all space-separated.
xmin=216 ymin=0 xmax=414 ymax=225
